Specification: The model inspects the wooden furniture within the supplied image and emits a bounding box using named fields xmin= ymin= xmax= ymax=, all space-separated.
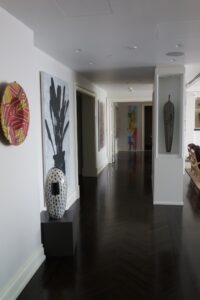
xmin=187 ymin=144 xmax=200 ymax=180
xmin=41 ymin=207 xmax=78 ymax=257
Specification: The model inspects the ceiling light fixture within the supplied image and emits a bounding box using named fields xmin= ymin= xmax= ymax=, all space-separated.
xmin=89 ymin=61 xmax=94 ymax=65
xmin=166 ymin=51 xmax=184 ymax=57
xmin=128 ymin=87 xmax=134 ymax=92
xmin=74 ymin=48 xmax=82 ymax=53
xmin=170 ymin=58 xmax=176 ymax=62
xmin=127 ymin=45 xmax=138 ymax=50
xmin=175 ymin=43 xmax=183 ymax=48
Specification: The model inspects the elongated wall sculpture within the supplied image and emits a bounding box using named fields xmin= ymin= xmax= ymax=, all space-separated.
xmin=163 ymin=94 xmax=175 ymax=152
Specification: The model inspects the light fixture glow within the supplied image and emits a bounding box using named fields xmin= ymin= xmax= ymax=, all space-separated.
xmin=176 ymin=43 xmax=183 ymax=48
xmin=89 ymin=61 xmax=94 ymax=65
xmin=128 ymin=87 xmax=134 ymax=92
xmin=74 ymin=48 xmax=82 ymax=53
xmin=127 ymin=45 xmax=138 ymax=50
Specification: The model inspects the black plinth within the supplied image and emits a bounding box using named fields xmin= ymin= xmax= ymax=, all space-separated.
xmin=41 ymin=208 xmax=78 ymax=257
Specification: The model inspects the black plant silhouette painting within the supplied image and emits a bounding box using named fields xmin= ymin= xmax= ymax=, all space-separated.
xmin=41 ymin=72 xmax=70 ymax=177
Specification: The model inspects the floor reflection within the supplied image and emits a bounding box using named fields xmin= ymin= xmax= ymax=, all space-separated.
xmin=18 ymin=152 xmax=200 ymax=300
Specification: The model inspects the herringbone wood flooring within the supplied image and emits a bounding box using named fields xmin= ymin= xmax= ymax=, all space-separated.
xmin=18 ymin=152 xmax=200 ymax=299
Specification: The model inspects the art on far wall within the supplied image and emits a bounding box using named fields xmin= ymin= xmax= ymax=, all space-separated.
xmin=98 ymin=100 xmax=105 ymax=151
xmin=128 ymin=105 xmax=137 ymax=151
xmin=40 ymin=72 xmax=70 ymax=183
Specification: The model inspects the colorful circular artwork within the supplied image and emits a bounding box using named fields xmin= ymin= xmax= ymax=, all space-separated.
xmin=1 ymin=82 xmax=30 ymax=145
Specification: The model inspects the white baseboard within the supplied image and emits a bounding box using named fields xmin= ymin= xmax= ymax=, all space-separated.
xmin=154 ymin=201 xmax=184 ymax=206
xmin=0 ymin=245 xmax=45 ymax=300
xmin=108 ymin=158 xmax=112 ymax=164
xmin=66 ymin=185 xmax=80 ymax=209
xmin=118 ymin=149 xmax=144 ymax=152
xmin=97 ymin=160 xmax=108 ymax=175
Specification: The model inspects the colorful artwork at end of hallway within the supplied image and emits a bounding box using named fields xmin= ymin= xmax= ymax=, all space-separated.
xmin=40 ymin=72 xmax=70 ymax=185
xmin=128 ymin=105 xmax=137 ymax=151
xmin=98 ymin=100 xmax=105 ymax=151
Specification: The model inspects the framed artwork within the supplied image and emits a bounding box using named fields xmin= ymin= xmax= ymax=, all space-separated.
xmin=128 ymin=105 xmax=137 ymax=150
xmin=195 ymin=98 xmax=200 ymax=129
xmin=40 ymin=72 xmax=70 ymax=182
xmin=98 ymin=100 xmax=105 ymax=151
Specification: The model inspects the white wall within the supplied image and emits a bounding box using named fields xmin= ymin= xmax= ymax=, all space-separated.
xmin=185 ymin=92 xmax=195 ymax=157
xmin=0 ymin=7 xmax=108 ymax=300
xmin=117 ymin=102 xmax=143 ymax=151
xmin=113 ymin=103 xmax=119 ymax=155
xmin=96 ymin=93 xmax=108 ymax=174
xmin=0 ymin=8 xmax=45 ymax=299
xmin=153 ymin=66 xmax=184 ymax=206
xmin=185 ymin=63 xmax=200 ymax=158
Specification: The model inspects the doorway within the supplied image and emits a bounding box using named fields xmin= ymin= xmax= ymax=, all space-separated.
xmin=76 ymin=90 xmax=96 ymax=181
xmin=144 ymin=105 xmax=152 ymax=150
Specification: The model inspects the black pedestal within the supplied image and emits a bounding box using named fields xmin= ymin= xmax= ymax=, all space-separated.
xmin=41 ymin=208 xmax=78 ymax=257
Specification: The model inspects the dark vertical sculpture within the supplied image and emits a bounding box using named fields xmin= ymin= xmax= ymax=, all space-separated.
xmin=163 ymin=95 xmax=174 ymax=152
xmin=45 ymin=78 xmax=69 ymax=174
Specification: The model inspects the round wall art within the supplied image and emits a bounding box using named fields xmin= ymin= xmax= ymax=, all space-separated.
xmin=1 ymin=82 xmax=30 ymax=145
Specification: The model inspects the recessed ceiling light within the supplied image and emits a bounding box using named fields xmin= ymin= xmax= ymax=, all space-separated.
xmin=127 ymin=45 xmax=138 ymax=50
xmin=128 ymin=87 xmax=134 ymax=92
xmin=74 ymin=48 xmax=82 ymax=53
xmin=176 ymin=43 xmax=184 ymax=48
xmin=89 ymin=61 xmax=94 ymax=65
xmin=166 ymin=51 xmax=184 ymax=57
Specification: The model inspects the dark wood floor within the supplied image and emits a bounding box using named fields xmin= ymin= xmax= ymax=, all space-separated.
xmin=18 ymin=151 xmax=200 ymax=300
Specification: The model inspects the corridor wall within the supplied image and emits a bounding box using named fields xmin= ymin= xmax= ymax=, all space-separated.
xmin=0 ymin=7 xmax=108 ymax=300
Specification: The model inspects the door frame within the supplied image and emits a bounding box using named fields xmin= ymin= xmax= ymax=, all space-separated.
xmin=75 ymin=86 xmax=97 ymax=177
xmin=76 ymin=85 xmax=96 ymax=98
xmin=142 ymin=103 xmax=153 ymax=151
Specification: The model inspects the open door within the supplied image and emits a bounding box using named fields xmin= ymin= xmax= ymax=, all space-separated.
xmin=144 ymin=105 xmax=152 ymax=150
xmin=76 ymin=90 xmax=96 ymax=179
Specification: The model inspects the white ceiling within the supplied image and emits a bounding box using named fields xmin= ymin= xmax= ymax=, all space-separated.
xmin=1 ymin=0 xmax=200 ymax=96
xmin=80 ymin=67 xmax=154 ymax=98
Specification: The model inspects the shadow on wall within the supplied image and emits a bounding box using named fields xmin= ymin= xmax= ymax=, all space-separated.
xmin=0 ymin=82 xmax=10 ymax=145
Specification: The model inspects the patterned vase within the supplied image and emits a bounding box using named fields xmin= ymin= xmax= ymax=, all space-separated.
xmin=45 ymin=167 xmax=67 ymax=219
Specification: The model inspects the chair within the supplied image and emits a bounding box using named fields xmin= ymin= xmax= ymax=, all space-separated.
xmin=188 ymin=144 xmax=200 ymax=180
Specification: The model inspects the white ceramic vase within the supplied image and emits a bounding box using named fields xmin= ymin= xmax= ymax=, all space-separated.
xmin=45 ymin=167 xmax=67 ymax=219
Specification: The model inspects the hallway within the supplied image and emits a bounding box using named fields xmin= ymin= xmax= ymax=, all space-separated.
xmin=19 ymin=152 xmax=200 ymax=300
